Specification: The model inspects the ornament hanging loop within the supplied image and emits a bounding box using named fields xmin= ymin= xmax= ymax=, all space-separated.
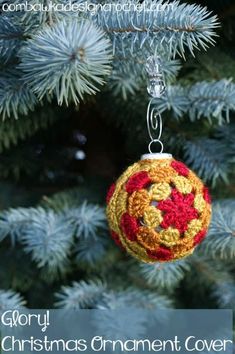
xmin=148 ymin=139 xmax=164 ymax=154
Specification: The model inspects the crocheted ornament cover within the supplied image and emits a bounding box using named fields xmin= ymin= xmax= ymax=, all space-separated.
xmin=106 ymin=156 xmax=211 ymax=263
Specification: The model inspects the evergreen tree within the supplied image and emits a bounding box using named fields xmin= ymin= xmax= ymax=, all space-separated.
xmin=0 ymin=0 xmax=234 ymax=317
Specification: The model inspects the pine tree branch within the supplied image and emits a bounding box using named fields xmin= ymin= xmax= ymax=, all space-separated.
xmin=9 ymin=0 xmax=79 ymax=30
xmin=0 ymin=200 xmax=109 ymax=273
xmin=140 ymin=260 xmax=190 ymax=289
xmin=19 ymin=19 xmax=112 ymax=105
xmin=0 ymin=106 xmax=58 ymax=152
xmin=1 ymin=1 xmax=220 ymax=110
xmin=109 ymin=56 xmax=181 ymax=99
xmin=94 ymin=0 xmax=219 ymax=57
xmin=21 ymin=208 xmax=74 ymax=274
xmin=184 ymin=254 xmax=233 ymax=295
xmin=56 ymin=281 xmax=172 ymax=309
xmin=212 ymin=282 xmax=235 ymax=310
xmin=65 ymin=201 xmax=107 ymax=239
xmin=56 ymin=280 xmax=107 ymax=309
xmin=0 ymin=15 xmax=26 ymax=64
xmin=0 ymin=69 xmax=37 ymax=119
xmin=75 ymin=233 xmax=109 ymax=266
xmin=0 ymin=289 xmax=26 ymax=310
xmin=154 ymin=80 xmax=235 ymax=123
xmin=0 ymin=207 xmax=74 ymax=274
xmin=203 ymin=200 xmax=235 ymax=259
xmin=183 ymin=138 xmax=230 ymax=185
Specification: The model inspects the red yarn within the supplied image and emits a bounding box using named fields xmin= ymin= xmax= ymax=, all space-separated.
xmin=106 ymin=183 xmax=116 ymax=204
xmin=203 ymin=186 xmax=211 ymax=204
xmin=158 ymin=189 xmax=198 ymax=233
xmin=120 ymin=213 xmax=139 ymax=241
xmin=126 ymin=171 xmax=151 ymax=194
xmin=194 ymin=229 xmax=206 ymax=246
xmin=171 ymin=160 xmax=189 ymax=177
xmin=111 ymin=230 xmax=124 ymax=249
xmin=147 ymin=246 xmax=173 ymax=261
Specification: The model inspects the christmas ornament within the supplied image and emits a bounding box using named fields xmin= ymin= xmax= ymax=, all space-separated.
xmin=106 ymin=155 xmax=211 ymax=263
xmin=106 ymin=56 xmax=212 ymax=263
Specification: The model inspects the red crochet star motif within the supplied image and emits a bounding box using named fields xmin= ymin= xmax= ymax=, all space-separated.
xmin=158 ymin=189 xmax=198 ymax=233
xmin=126 ymin=171 xmax=151 ymax=194
xmin=147 ymin=246 xmax=173 ymax=261
xmin=171 ymin=160 xmax=189 ymax=177
xmin=120 ymin=213 xmax=139 ymax=241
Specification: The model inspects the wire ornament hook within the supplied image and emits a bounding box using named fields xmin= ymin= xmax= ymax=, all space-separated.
xmin=146 ymin=98 xmax=164 ymax=154
xmin=145 ymin=55 xmax=166 ymax=154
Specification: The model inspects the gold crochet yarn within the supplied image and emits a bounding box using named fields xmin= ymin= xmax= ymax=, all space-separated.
xmin=106 ymin=154 xmax=212 ymax=263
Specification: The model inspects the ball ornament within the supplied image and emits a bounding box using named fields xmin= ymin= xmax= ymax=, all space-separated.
xmin=106 ymin=154 xmax=211 ymax=263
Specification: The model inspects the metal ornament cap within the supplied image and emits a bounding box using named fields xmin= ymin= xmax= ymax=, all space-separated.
xmin=141 ymin=153 xmax=173 ymax=160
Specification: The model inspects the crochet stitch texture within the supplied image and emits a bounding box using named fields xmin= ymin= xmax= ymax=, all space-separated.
xmin=106 ymin=157 xmax=211 ymax=263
